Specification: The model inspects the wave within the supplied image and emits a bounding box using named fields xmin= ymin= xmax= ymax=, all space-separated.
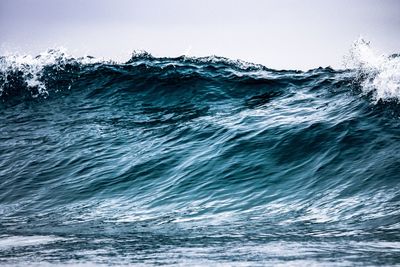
xmin=0 ymin=40 xmax=400 ymax=265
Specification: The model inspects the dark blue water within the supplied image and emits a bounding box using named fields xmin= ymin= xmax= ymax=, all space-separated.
xmin=0 ymin=48 xmax=400 ymax=266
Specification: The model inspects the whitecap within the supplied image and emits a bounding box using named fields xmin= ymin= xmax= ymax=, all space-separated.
xmin=344 ymin=38 xmax=400 ymax=102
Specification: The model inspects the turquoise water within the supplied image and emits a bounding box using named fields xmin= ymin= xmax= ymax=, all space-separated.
xmin=0 ymin=47 xmax=400 ymax=266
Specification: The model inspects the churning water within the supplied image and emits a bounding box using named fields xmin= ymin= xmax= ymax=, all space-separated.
xmin=0 ymin=39 xmax=400 ymax=266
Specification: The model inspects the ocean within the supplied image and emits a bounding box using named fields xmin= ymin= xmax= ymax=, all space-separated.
xmin=0 ymin=39 xmax=399 ymax=266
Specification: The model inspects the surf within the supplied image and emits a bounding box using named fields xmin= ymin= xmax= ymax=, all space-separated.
xmin=0 ymin=39 xmax=399 ymax=266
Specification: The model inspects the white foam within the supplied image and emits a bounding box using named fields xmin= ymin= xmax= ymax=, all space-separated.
xmin=344 ymin=38 xmax=400 ymax=102
xmin=0 ymin=235 xmax=64 ymax=249
xmin=0 ymin=48 xmax=102 ymax=98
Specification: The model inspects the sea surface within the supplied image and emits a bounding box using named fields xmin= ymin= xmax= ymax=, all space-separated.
xmin=0 ymin=40 xmax=400 ymax=266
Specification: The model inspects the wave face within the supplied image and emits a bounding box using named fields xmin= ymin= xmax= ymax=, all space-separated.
xmin=1 ymin=43 xmax=400 ymax=266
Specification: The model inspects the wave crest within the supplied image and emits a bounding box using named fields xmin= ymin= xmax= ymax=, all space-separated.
xmin=0 ymin=48 xmax=100 ymax=99
xmin=344 ymin=38 xmax=400 ymax=102
xmin=1 ymin=41 xmax=399 ymax=106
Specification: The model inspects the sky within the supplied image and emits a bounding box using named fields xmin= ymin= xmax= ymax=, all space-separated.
xmin=0 ymin=0 xmax=399 ymax=70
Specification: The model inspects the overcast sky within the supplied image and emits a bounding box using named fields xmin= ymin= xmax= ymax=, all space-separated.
xmin=0 ymin=0 xmax=399 ymax=70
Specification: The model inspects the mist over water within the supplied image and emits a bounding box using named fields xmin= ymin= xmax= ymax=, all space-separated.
xmin=0 ymin=40 xmax=400 ymax=266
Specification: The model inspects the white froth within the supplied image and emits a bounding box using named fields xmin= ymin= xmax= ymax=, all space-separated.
xmin=0 ymin=235 xmax=64 ymax=249
xmin=0 ymin=48 xmax=101 ymax=98
xmin=344 ymin=38 xmax=400 ymax=102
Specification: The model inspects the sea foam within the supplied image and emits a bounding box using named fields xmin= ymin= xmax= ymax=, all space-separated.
xmin=344 ymin=38 xmax=400 ymax=102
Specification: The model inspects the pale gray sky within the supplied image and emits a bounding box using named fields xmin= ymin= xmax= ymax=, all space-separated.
xmin=0 ymin=0 xmax=399 ymax=70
